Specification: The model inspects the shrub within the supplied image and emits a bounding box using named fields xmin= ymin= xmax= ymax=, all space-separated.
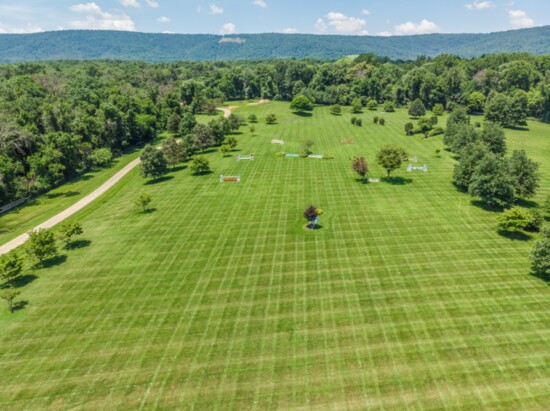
xmin=378 ymin=117 xmax=386 ymax=126
xmin=265 ymin=114 xmax=277 ymax=124
xmin=428 ymin=126 xmax=445 ymax=137
xmin=351 ymin=117 xmax=357 ymax=125
xmin=405 ymin=122 xmax=414 ymax=135
xmin=373 ymin=116 xmax=379 ymax=124
xmin=248 ymin=114 xmax=257 ymax=123
xmin=355 ymin=118 xmax=362 ymax=127
xmin=330 ymin=104 xmax=342 ymax=115
xmin=432 ymin=103 xmax=444 ymax=116
xmin=366 ymin=99 xmax=378 ymax=110
xmin=497 ymin=206 xmax=533 ymax=232
xmin=190 ymin=156 xmax=210 ymax=174
xmin=383 ymin=101 xmax=395 ymax=112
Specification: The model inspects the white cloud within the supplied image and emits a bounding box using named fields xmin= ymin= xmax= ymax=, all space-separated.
xmin=315 ymin=18 xmax=327 ymax=33
xmin=465 ymin=1 xmax=495 ymax=10
xmin=376 ymin=31 xmax=393 ymax=37
xmin=394 ymin=19 xmax=441 ymax=35
xmin=508 ymin=9 xmax=534 ymax=28
xmin=325 ymin=12 xmax=367 ymax=35
xmin=252 ymin=0 xmax=267 ymax=8
xmin=120 ymin=0 xmax=140 ymax=8
xmin=0 ymin=23 xmax=43 ymax=34
xmin=157 ymin=16 xmax=170 ymax=23
xmin=281 ymin=27 xmax=298 ymax=34
xmin=361 ymin=9 xmax=371 ymax=15
xmin=220 ymin=22 xmax=236 ymax=35
xmin=209 ymin=4 xmax=223 ymax=14
xmin=144 ymin=0 xmax=159 ymax=8
xmin=69 ymin=2 xmax=136 ymax=31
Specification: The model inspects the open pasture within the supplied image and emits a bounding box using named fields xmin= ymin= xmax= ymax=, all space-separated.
xmin=0 ymin=102 xmax=548 ymax=410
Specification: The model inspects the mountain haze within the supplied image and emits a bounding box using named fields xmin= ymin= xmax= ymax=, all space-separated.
xmin=0 ymin=26 xmax=549 ymax=62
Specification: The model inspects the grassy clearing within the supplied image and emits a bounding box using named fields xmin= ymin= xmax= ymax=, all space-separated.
xmin=0 ymin=103 xmax=548 ymax=410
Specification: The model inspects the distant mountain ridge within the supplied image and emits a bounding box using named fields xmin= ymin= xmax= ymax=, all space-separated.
xmin=0 ymin=26 xmax=549 ymax=62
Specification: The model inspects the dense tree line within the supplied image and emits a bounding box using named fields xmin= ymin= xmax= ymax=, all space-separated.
xmin=0 ymin=53 xmax=549 ymax=206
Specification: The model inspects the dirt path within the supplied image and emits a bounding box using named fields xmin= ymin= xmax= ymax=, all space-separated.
xmin=0 ymin=157 xmax=141 ymax=256
xmin=216 ymin=107 xmax=233 ymax=118
xmin=0 ymin=108 xmax=234 ymax=256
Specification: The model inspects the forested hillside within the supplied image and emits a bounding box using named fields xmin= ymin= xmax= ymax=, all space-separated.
xmin=0 ymin=52 xmax=549 ymax=206
xmin=0 ymin=26 xmax=549 ymax=62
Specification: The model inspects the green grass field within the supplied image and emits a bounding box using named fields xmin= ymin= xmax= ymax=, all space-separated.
xmin=0 ymin=102 xmax=548 ymax=410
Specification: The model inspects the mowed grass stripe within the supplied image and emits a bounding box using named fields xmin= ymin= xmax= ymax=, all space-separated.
xmin=0 ymin=103 xmax=548 ymax=410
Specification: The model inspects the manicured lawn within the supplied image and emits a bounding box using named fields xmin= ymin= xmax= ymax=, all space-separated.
xmin=0 ymin=103 xmax=548 ymax=410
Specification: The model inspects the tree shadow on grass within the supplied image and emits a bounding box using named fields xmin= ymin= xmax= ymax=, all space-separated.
xmin=508 ymin=125 xmax=530 ymax=132
xmin=66 ymin=239 xmax=92 ymax=250
xmin=192 ymin=170 xmax=213 ymax=176
xmin=497 ymin=230 xmax=532 ymax=241
xmin=142 ymin=208 xmax=158 ymax=214
xmin=1 ymin=274 xmax=38 ymax=289
xmin=530 ymin=270 xmax=549 ymax=285
xmin=145 ymin=176 xmax=174 ymax=185
xmin=46 ymin=191 xmax=80 ymax=199
xmin=13 ymin=300 xmax=29 ymax=312
xmin=293 ymin=112 xmax=313 ymax=117
xmin=383 ymin=176 xmax=413 ymax=185
xmin=515 ymin=198 xmax=539 ymax=209
xmin=470 ymin=200 xmax=504 ymax=213
xmin=40 ymin=254 xmax=67 ymax=269
xmin=170 ymin=165 xmax=187 ymax=173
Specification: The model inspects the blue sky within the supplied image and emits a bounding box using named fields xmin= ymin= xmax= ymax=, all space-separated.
xmin=0 ymin=0 xmax=548 ymax=35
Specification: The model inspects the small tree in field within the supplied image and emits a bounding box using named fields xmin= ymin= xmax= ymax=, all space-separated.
xmin=303 ymin=140 xmax=314 ymax=155
xmin=266 ymin=114 xmax=277 ymax=124
xmin=248 ymin=114 xmax=257 ymax=123
xmin=330 ymin=104 xmax=342 ymax=115
xmin=383 ymin=101 xmax=395 ymax=112
xmin=355 ymin=118 xmax=362 ymax=127
xmin=366 ymin=99 xmax=378 ymax=110
xmin=436 ymin=148 xmax=441 ymax=157
xmin=134 ymin=193 xmax=152 ymax=213
xmin=530 ymin=224 xmax=550 ymax=278
xmin=304 ymin=205 xmax=323 ymax=230
xmin=0 ymin=252 xmax=23 ymax=284
xmin=220 ymin=145 xmax=230 ymax=157
xmin=224 ymin=136 xmax=238 ymax=150
xmin=351 ymin=97 xmax=363 ymax=113
xmin=57 ymin=222 xmax=83 ymax=248
xmin=290 ymin=95 xmax=313 ymax=113
xmin=190 ymin=156 xmax=210 ymax=175
xmin=405 ymin=122 xmax=414 ymax=135
xmin=25 ymin=228 xmax=57 ymax=265
xmin=352 ymin=156 xmax=368 ymax=181
xmin=378 ymin=117 xmax=386 ymax=126
xmin=408 ymin=98 xmax=426 ymax=118
xmin=497 ymin=207 xmax=533 ymax=232
xmin=376 ymin=145 xmax=408 ymax=178
xmin=0 ymin=287 xmax=20 ymax=313
xmin=432 ymin=103 xmax=444 ymax=116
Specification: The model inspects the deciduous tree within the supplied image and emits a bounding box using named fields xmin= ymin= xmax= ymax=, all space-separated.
xmin=352 ymin=156 xmax=368 ymax=181
xmin=25 ymin=228 xmax=57 ymax=265
xmin=140 ymin=145 xmax=168 ymax=180
xmin=376 ymin=145 xmax=408 ymax=178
